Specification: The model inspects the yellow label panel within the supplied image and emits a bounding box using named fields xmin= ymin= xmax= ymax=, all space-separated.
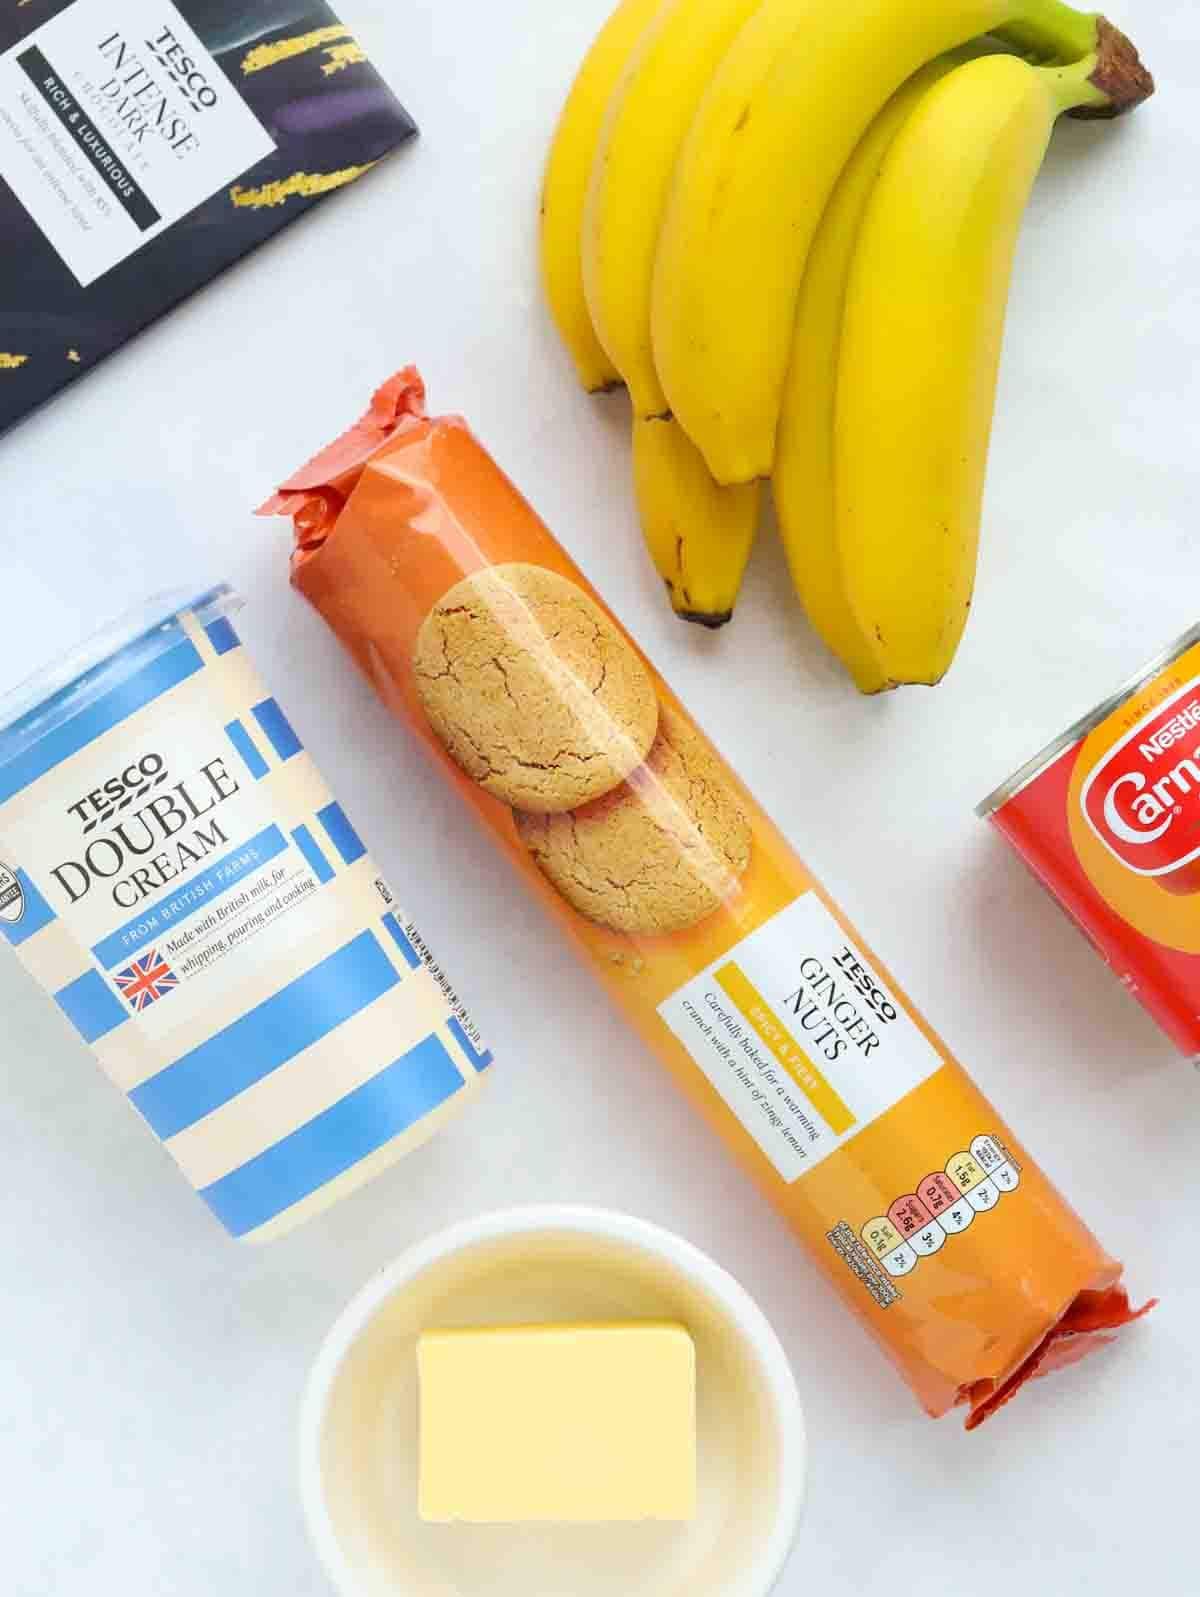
xmin=862 ymin=1217 xmax=901 ymax=1258
xmin=947 ymin=1152 xmax=985 ymax=1194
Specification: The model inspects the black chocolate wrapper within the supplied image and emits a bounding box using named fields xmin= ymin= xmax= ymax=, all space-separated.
xmin=0 ymin=1 xmax=416 ymax=437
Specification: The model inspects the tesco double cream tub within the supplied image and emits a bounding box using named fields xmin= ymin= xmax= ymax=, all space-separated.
xmin=0 ymin=586 xmax=490 ymax=1241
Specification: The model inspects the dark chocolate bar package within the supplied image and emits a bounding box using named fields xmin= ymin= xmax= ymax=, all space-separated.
xmin=0 ymin=1 xmax=415 ymax=435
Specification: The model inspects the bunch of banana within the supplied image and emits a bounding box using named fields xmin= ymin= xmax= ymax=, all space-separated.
xmin=541 ymin=0 xmax=1152 ymax=680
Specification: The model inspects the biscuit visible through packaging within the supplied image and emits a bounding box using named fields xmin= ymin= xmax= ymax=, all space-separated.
xmin=516 ymin=706 xmax=751 ymax=934
xmin=263 ymin=369 xmax=1153 ymax=1429
xmin=413 ymin=565 xmax=659 ymax=813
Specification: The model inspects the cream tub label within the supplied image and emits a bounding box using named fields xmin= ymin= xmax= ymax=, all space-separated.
xmin=658 ymin=893 xmax=943 ymax=1183
xmin=0 ymin=601 xmax=490 ymax=1238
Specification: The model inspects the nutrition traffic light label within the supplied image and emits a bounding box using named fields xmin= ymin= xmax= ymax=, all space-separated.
xmin=859 ymin=1133 xmax=1023 ymax=1281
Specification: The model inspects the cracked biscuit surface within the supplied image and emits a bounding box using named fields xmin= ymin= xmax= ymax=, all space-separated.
xmin=515 ymin=705 xmax=752 ymax=934
xmin=413 ymin=564 xmax=659 ymax=813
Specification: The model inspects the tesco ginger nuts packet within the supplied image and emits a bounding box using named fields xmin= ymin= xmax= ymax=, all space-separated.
xmin=260 ymin=369 xmax=1152 ymax=1427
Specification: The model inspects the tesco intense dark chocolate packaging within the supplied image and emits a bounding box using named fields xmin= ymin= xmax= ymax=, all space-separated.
xmin=0 ymin=0 xmax=416 ymax=436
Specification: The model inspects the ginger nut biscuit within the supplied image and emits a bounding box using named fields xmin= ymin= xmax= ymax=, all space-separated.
xmin=515 ymin=705 xmax=752 ymax=934
xmin=413 ymin=564 xmax=659 ymax=813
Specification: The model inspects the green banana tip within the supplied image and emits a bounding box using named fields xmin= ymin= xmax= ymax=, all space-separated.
xmin=1069 ymin=17 xmax=1155 ymax=118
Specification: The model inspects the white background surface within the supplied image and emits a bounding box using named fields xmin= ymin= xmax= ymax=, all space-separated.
xmin=0 ymin=0 xmax=1196 ymax=1592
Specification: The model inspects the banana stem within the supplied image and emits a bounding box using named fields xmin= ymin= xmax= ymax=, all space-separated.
xmin=1042 ymin=49 xmax=1106 ymax=113
xmin=1068 ymin=17 xmax=1156 ymax=118
xmin=999 ymin=1 xmax=1100 ymax=65
xmin=1001 ymin=5 xmax=1154 ymax=116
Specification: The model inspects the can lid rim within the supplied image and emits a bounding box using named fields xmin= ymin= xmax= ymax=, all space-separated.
xmin=0 ymin=585 xmax=239 ymax=773
xmin=976 ymin=621 xmax=1200 ymax=818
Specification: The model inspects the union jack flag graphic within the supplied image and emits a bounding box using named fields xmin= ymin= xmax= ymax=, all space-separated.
xmin=114 ymin=949 xmax=180 ymax=1013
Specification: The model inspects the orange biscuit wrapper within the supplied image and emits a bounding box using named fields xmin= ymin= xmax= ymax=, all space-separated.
xmin=261 ymin=370 xmax=1152 ymax=1426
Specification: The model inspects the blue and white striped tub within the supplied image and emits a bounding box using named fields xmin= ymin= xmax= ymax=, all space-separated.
xmin=0 ymin=587 xmax=490 ymax=1240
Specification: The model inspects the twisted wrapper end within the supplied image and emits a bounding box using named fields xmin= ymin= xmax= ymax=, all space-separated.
xmin=257 ymin=367 xmax=428 ymax=546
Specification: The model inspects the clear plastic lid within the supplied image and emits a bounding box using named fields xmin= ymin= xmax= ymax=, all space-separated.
xmin=0 ymin=585 xmax=240 ymax=777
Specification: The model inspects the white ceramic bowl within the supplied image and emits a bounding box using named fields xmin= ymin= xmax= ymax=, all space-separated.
xmin=300 ymin=1206 xmax=806 ymax=1597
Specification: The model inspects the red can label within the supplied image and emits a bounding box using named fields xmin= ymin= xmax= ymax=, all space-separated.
xmin=1080 ymin=677 xmax=1200 ymax=885
xmin=984 ymin=631 xmax=1200 ymax=1057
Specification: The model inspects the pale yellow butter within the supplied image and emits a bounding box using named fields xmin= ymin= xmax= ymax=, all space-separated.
xmin=417 ymin=1321 xmax=697 ymax=1523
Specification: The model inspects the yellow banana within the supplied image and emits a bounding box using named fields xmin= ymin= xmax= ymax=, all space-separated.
xmin=633 ymin=416 xmax=760 ymax=628
xmin=651 ymin=0 xmax=1151 ymax=484
xmin=583 ymin=0 xmax=765 ymax=418
xmin=540 ymin=0 xmax=666 ymax=393
xmin=775 ymin=57 xmax=969 ymax=696
xmin=835 ymin=53 xmax=1116 ymax=686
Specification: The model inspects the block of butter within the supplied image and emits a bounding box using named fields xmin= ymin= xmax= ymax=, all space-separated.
xmin=417 ymin=1322 xmax=696 ymax=1523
